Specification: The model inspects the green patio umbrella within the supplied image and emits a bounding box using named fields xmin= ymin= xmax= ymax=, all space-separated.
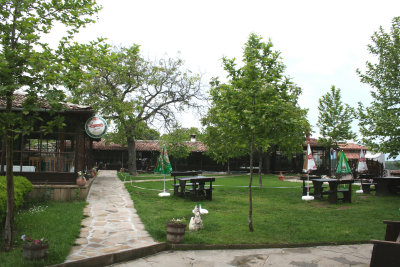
xmin=336 ymin=150 xmax=352 ymax=177
xmin=154 ymin=144 xmax=173 ymax=197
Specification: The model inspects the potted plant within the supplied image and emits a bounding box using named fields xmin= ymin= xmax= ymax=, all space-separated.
xmin=76 ymin=171 xmax=87 ymax=186
xmin=166 ymin=218 xmax=186 ymax=243
xmin=21 ymin=234 xmax=49 ymax=260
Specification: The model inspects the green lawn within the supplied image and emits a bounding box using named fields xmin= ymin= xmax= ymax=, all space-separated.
xmin=125 ymin=174 xmax=400 ymax=245
xmin=0 ymin=201 xmax=87 ymax=267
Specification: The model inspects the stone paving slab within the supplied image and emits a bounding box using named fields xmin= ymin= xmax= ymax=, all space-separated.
xmin=65 ymin=170 xmax=158 ymax=262
xmin=110 ymin=244 xmax=373 ymax=267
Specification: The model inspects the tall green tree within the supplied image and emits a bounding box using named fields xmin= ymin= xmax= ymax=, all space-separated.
xmin=0 ymin=0 xmax=100 ymax=250
xmin=202 ymin=84 xmax=247 ymax=174
xmin=357 ymin=16 xmax=400 ymax=158
xmin=317 ymin=86 xmax=356 ymax=173
xmin=67 ymin=44 xmax=204 ymax=175
xmin=160 ymin=125 xmax=193 ymax=169
xmin=208 ymin=34 xmax=309 ymax=231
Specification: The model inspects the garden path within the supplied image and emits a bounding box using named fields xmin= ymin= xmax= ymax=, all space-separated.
xmin=65 ymin=170 xmax=157 ymax=262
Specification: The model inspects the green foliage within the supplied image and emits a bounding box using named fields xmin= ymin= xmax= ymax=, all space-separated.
xmin=0 ymin=201 xmax=87 ymax=266
xmin=161 ymin=126 xmax=192 ymax=166
xmin=106 ymin=121 xmax=160 ymax=147
xmin=0 ymin=0 xmax=100 ymax=249
xmin=0 ymin=176 xmax=33 ymax=223
xmin=317 ymin=85 xmax=356 ymax=148
xmin=66 ymin=43 xmax=204 ymax=173
xmin=385 ymin=161 xmax=400 ymax=170
xmin=209 ymin=34 xmax=309 ymax=158
xmin=357 ymin=16 xmax=400 ymax=158
xmin=126 ymin=174 xmax=399 ymax=244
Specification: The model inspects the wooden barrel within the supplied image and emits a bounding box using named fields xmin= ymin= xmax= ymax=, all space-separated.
xmin=166 ymin=222 xmax=186 ymax=243
xmin=23 ymin=243 xmax=49 ymax=260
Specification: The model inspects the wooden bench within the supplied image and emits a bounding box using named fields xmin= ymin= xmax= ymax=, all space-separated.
xmin=171 ymin=171 xmax=201 ymax=196
xmin=361 ymin=182 xmax=376 ymax=194
xmin=336 ymin=189 xmax=351 ymax=202
xmin=177 ymin=176 xmax=215 ymax=200
xmin=370 ymin=220 xmax=400 ymax=267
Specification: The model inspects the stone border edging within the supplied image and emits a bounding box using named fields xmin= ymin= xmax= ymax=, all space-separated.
xmin=47 ymin=243 xmax=167 ymax=267
xmin=47 ymin=240 xmax=371 ymax=267
xmin=166 ymin=240 xmax=371 ymax=250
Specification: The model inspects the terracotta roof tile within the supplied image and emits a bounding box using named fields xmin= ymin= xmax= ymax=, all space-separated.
xmin=0 ymin=93 xmax=92 ymax=111
xmin=93 ymin=139 xmax=207 ymax=152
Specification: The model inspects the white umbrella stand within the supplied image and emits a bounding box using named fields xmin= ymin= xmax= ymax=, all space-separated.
xmin=158 ymin=173 xmax=171 ymax=197
xmin=302 ymin=143 xmax=316 ymax=201
xmin=356 ymin=150 xmax=368 ymax=194
xmin=302 ymin=172 xmax=314 ymax=201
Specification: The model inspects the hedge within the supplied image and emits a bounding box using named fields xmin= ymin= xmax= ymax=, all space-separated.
xmin=0 ymin=176 xmax=33 ymax=223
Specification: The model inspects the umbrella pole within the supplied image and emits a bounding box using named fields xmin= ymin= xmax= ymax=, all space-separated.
xmin=307 ymin=172 xmax=310 ymax=196
xmin=163 ymin=173 xmax=166 ymax=193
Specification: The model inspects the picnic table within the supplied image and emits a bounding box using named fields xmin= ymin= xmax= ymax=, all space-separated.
xmin=299 ymin=175 xmax=322 ymax=196
xmin=177 ymin=176 xmax=216 ymax=200
xmin=372 ymin=177 xmax=400 ymax=196
xmin=171 ymin=171 xmax=202 ymax=196
xmin=312 ymin=178 xmax=354 ymax=204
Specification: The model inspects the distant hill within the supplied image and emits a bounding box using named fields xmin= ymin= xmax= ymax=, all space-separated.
xmin=385 ymin=161 xmax=400 ymax=170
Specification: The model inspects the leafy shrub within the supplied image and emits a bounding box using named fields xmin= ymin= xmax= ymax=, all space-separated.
xmin=0 ymin=176 xmax=33 ymax=223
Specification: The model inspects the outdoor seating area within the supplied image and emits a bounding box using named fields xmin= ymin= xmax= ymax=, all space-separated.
xmin=171 ymin=171 xmax=215 ymax=200
xmin=312 ymin=178 xmax=354 ymax=204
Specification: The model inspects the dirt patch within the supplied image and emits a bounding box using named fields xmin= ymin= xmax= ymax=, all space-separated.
xmin=336 ymin=206 xmax=351 ymax=210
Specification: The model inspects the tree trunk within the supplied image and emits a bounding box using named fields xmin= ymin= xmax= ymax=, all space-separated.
xmin=258 ymin=149 xmax=262 ymax=188
xmin=227 ymin=158 xmax=231 ymax=175
xmin=248 ymin=133 xmax=254 ymax=232
xmin=4 ymin=95 xmax=15 ymax=251
xmin=127 ymin=135 xmax=138 ymax=176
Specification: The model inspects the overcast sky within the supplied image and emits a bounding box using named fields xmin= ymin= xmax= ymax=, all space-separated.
xmin=68 ymin=0 xmax=399 ymax=152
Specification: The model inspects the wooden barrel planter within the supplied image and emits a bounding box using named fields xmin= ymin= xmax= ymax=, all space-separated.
xmin=23 ymin=243 xmax=49 ymax=260
xmin=166 ymin=222 xmax=186 ymax=243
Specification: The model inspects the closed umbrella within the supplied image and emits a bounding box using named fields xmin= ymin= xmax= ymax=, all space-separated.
xmin=302 ymin=143 xmax=317 ymax=201
xmin=154 ymin=144 xmax=173 ymax=197
xmin=336 ymin=150 xmax=352 ymax=176
xmin=357 ymin=150 xmax=368 ymax=173
xmin=356 ymin=150 xmax=368 ymax=193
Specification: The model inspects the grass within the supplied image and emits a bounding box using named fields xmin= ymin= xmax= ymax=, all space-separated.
xmin=0 ymin=200 xmax=87 ymax=267
xmin=125 ymin=173 xmax=400 ymax=245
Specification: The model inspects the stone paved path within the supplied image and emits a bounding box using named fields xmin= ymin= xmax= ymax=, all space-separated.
xmin=65 ymin=170 xmax=158 ymax=262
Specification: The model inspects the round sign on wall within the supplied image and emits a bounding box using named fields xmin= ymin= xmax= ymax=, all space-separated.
xmin=85 ymin=116 xmax=108 ymax=138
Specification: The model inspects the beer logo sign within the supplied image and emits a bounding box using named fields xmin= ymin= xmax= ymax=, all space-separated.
xmin=85 ymin=116 xmax=108 ymax=138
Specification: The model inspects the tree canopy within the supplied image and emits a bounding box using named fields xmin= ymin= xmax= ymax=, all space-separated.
xmin=0 ymin=0 xmax=100 ymax=250
xmin=205 ymin=33 xmax=310 ymax=231
xmin=357 ymin=16 xmax=400 ymax=158
xmin=317 ymin=85 xmax=356 ymax=149
xmin=67 ymin=43 xmax=205 ymax=175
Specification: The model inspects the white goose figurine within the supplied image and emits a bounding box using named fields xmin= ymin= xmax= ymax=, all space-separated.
xmin=199 ymin=203 xmax=208 ymax=214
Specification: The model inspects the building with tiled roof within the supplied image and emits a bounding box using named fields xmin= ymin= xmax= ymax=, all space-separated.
xmin=0 ymin=93 xmax=95 ymax=184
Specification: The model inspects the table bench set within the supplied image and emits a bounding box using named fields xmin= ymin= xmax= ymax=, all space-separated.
xmin=300 ymin=175 xmax=354 ymax=204
xmin=171 ymin=171 xmax=215 ymax=201
xmin=300 ymin=174 xmax=400 ymax=204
